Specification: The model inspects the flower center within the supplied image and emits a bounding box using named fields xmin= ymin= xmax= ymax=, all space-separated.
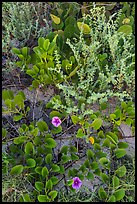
xmin=54 ymin=118 xmax=60 ymax=125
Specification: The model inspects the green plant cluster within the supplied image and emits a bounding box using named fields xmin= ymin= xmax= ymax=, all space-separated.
xmin=2 ymin=3 xmax=135 ymax=202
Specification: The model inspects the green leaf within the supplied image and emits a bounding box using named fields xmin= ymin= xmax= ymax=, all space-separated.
xmin=98 ymin=130 xmax=105 ymax=138
xmin=13 ymin=114 xmax=22 ymax=121
xmin=2 ymin=90 xmax=14 ymax=100
xmin=60 ymin=145 xmax=68 ymax=154
xmin=12 ymin=47 xmax=21 ymax=55
xmin=50 ymin=176 xmax=59 ymax=185
xmin=25 ymin=142 xmax=34 ymax=154
xmin=118 ymin=25 xmax=132 ymax=36
xmin=67 ymin=179 xmax=74 ymax=186
xmin=114 ymin=189 xmax=125 ymax=201
xmin=21 ymin=47 xmax=28 ymax=57
xmin=42 ymin=166 xmax=49 ymax=177
xmin=76 ymin=128 xmax=85 ymax=138
xmin=43 ymin=39 xmax=50 ymax=51
xmin=49 ymin=190 xmax=58 ymax=200
xmin=71 ymin=115 xmax=79 ymax=124
xmin=69 ymin=145 xmax=77 ymax=153
xmin=86 ymin=172 xmax=94 ymax=180
xmin=35 ymin=166 xmax=42 ymax=175
xmin=102 ymin=138 xmax=110 ymax=147
xmin=38 ymin=37 xmax=45 ymax=47
xmin=91 ymin=118 xmax=103 ymax=130
xmin=115 ymin=165 xmax=126 ymax=177
xmin=38 ymin=195 xmax=50 ymax=202
xmin=37 ymin=121 xmax=48 ymax=132
xmin=118 ymin=142 xmax=128 ymax=149
xmin=115 ymin=148 xmax=126 ymax=158
xmin=91 ymin=162 xmax=99 ymax=170
xmin=100 ymin=173 xmax=109 ymax=183
xmin=84 ymin=159 xmax=90 ymax=168
xmin=71 ymin=153 xmax=79 ymax=161
xmin=106 ymin=132 xmax=118 ymax=145
xmin=27 ymin=158 xmax=36 ymax=168
xmin=86 ymin=149 xmax=94 ymax=159
xmin=49 ymin=111 xmax=62 ymax=119
xmin=45 ymin=154 xmax=53 ymax=164
xmin=98 ymin=186 xmax=107 ymax=199
xmin=45 ymin=138 xmax=57 ymax=148
xmin=46 ymin=180 xmax=53 ymax=191
xmin=61 ymin=155 xmax=70 ymax=164
xmin=51 ymin=164 xmax=60 ymax=172
xmin=114 ymin=109 xmax=121 ymax=118
xmin=112 ymin=176 xmax=120 ymax=188
xmin=2 ymin=128 xmax=7 ymax=138
xmin=22 ymin=194 xmax=31 ymax=202
xmin=77 ymin=22 xmax=91 ymax=34
xmin=79 ymin=164 xmax=86 ymax=172
xmin=108 ymin=195 xmax=116 ymax=202
xmin=59 ymin=165 xmax=65 ymax=174
xmin=110 ymin=113 xmax=116 ymax=120
xmin=51 ymin=125 xmax=62 ymax=134
xmin=121 ymin=101 xmax=127 ymax=109
xmin=10 ymin=165 xmax=23 ymax=175
xmin=125 ymin=118 xmax=133 ymax=126
xmin=35 ymin=182 xmax=44 ymax=191
xmin=94 ymin=143 xmax=101 ymax=150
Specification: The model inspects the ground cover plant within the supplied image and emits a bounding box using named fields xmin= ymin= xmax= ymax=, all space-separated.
xmin=2 ymin=2 xmax=135 ymax=202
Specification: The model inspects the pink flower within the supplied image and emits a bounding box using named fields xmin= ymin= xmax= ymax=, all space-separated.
xmin=72 ymin=177 xmax=82 ymax=189
xmin=52 ymin=116 xmax=61 ymax=127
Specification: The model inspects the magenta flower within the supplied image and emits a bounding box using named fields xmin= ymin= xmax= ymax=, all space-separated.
xmin=72 ymin=177 xmax=82 ymax=189
xmin=52 ymin=116 xmax=61 ymax=127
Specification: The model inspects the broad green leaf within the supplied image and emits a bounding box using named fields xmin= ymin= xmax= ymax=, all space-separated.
xmin=99 ymin=157 xmax=110 ymax=169
xmin=100 ymin=173 xmax=109 ymax=183
xmin=69 ymin=145 xmax=77 ymax=153
xmin=114 ymin=189 xmax=125 ymax=201
xmin=38 ymin=195 xmax=50 ymax=202
xmin=45 ymin=154 xmax=53 ymax=164
xmin=12 ymin=47 xmax=21 ymax=55
xmin=42 ymin=166 xmax=49 ymax=177
xmin=46 ymin=180 xmax=53 ymax=191
xmin=98 ymin=130 xmax=105 ymax=138
xmin=51 ymin=164 xmax=60 ymax=172
xmin=110 ymin=114 xmax=116 ymax=120
xmin=61 ymin=155 xmax=70 ymax=164
xmin=79 ymin=164 xmax=86 ymax=172
xmin=77 ymin=22 xmax=91 ymax=34
xmin=38 ymin=37 xmax=45 ymax=47
xmin=37 ymin=121 xmax=48 ymax=132
xmin=100 ymin=102 xmax=108 ymax=110
xmin=94 ymin=168 xmax=101 ymax=176
xmin=49 ymin=111 xmax=62 ymax=119
xmin=51 ymin=125 xmax=62 ymax=134
xmin=50 ymin=176 xmax=59 ymax=185
xmin=125 ymin=118 xmax=133 ymax=126
xmin=112 ymin=176 xmax=120 ymax=188
xmin=91 ymin=118 xmax=103 ymax=130
xmin=60 ymin=145 xmax=68 ymax=155
xmin=76 ymin=128 xmax=85 ymax=138
xmin=35 ymin=182 xmax=44 ymax=191
xmin=86 ymin=149 xmax=94 ymax=159
xmin=21 ymin=47 xmax=28 ymax=57
xmin=118 ymin=142 xmax=128 ymax=149
xmin=115 ymin=165 xmax=126 ymax=177
xmin=98 ymin=186 xmax=107 ymax=199
xmin=43 ymin=39 xmax=50 ymax=51
xmin=71 ymin=153 xmax=79 ymax=161
xmin=45 ymin=138 xmax=57 ymax=148
xmin=84 ymin=159 xmax=90 ymax=168
xmin=86 ymin=172 xmax=94 ymax=180
xmin=102 ymin=138 xmax=110 ymax=147
xmin=71 ymin=115 xmax=79 ymax=124
xmin=94 ymin=143 xmax=101 ymax=150
xmin=22 ymin=194 xmax=31 ymax=202
xmin=50 ymin=14 xmax=60 ymax=24
xmin=48 ymin=190 xmax=58 ymax=200
xmin=118 ymin=25 xmax=132 ymax=36
xmin=121 ymin=101 xmax=127 ymax=109
xmin=59 ymin=165 xmax=65 ymax=174
xmin=67 ymin=179 xmax=74 ymax=186
xmin=35 ymin=166 xmax=42 ymax=175
xmin=2 ymin=128 xmax=7 ymax=138
xmin=91 ymin=161 xmax=99 ymax=170
xmin=115 ymin=148 xmax=126 ymax=158
xmin=25 ymin=142 xmax=34 ymax=154
xmin=10 ymin=165 xmax=23 ymax=175
xmin=114 ymin=109 xmax=121 ymax=118
xmin=108 ymin=195 xmax=116 ymax=202
xmin=27 ymin=158 xmax=36 ymax=168
xmin=106 ymin=132 xmax=118 ymax=145
xmin=2 ymin=90 xmax=14 ymax=100
xmin=13 ymin=114 xmax=22 ymax=121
